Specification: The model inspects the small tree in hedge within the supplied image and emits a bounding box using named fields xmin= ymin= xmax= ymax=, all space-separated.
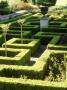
xmin=1 ymin=24 xmax=9 ymax=56
xmin=17 ymin=19 xmax=25 ymax=44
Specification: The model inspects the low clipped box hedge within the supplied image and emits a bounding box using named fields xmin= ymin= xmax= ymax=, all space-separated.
xmin=49 ymin=21 xmax=62 ymax=25
xmin=7 ymin=12 xmax=38 ymax=26
xmin=10 ymin=25 xmax=39 ymax=34
xmin=0 ymin=48 xmax=30 ymax=65
xmin=2 ymin=38 xmax=40 ymax=55
xmin=22 ymin=25 xmax=40 ymax=34
xmin=6 ymin=31 xmax=32 ymax=40
xmin=10 ymin=20 xmax=40 ymax=27
xmin=48 ymin=22 xmax=67 ymax=28
xmin=42 ymin=27 xmax=67 ymax=33
xmin=37 ymin=31 xmax=67 ymax=36
xmin=24 ymin=21 xmax=40 ymax=25
xmin=60 ymin=22 xmax=67 ymax=28
xmin=0 ymin=49 xmax=50 ymax=79
xmin=0 ymin=49 xmax=66 ymax=80
xmin=47 ymin=35 xmax=67 ymax=50
xmin=0 ymin=50 xmax=66 ymax=90
xmin=34 ymin=32 xmax=59 ymax=45
xmin=0 ymin=34 xmax=4 ymax=46
xmin=0 ymin=77 xmax=66 ymax=90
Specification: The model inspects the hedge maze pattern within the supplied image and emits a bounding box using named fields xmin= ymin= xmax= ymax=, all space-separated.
xmin=0 ymin=10 xmax=67 ymax=90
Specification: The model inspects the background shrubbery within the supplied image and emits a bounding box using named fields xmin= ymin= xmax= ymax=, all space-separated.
xmin=0 ymin=1 xmax=13 ymax=15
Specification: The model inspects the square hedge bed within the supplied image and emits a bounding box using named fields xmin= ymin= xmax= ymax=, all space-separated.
xmin=34 ymin=32 xmax=61 ymax=45
xmin=37 ymin=31 xmax=67 ymax=36
xmin=9 ymin=21 xmax=39 ymax=28
xmin=0 ymin=48 xmax=30 ymax=65
xmin=0 ymin=49 xmax=51 ymax=79
xmin=0 ymin=50 xmax=66 ymax=90
xmin=2 ymin=38 xmax=40 ymax=55
xmin=23 ymin=25 xmax=39 ymax=34
xmin=6 ymin=31 xmax=32 ymax=40
xmin=47 ymin=35 xmax=67 ymax=50
xmin=48 ymin=22 xmax=67 ymax=28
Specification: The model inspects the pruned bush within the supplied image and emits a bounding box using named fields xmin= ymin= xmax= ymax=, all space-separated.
xmin=44 ymin=53 xmax=66 ymax=81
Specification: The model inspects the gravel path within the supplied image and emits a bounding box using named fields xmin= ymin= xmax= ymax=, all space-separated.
xmin=0 ymin=10 xmax=28 ymax=22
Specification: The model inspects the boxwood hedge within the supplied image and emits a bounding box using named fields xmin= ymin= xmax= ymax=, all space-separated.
xmin=36 ymin=31 xmax=67 ymax=36
xmin=0 ymin=34 xmax=4 ymax=46
xmin=2 ymin=38 xmax=40 ymax=55
xmin=34 ymin=32 xmax=60 ymax=45
xmin=0 ymin=77 xmax=66 ymax=90
xmin=6 ymin=31 xmax=32 ymax=40
xmin=43 ymin=27 xmax=67 ymax=33
xmin=0 ymin=49 xmax=50 ymax=79
xmin=47 ymin=35 xmax=67 ymax=50
xmin=0 ymin=48 xmax=30 ymax=65
xmin=0 ymin=50 xmax=66 ymax=84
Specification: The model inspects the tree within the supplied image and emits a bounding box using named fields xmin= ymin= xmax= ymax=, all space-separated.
xmin=1 ymin=24 xmax=9 ymax=56
xmin=17 ymin=19 xmax=25 ymax=44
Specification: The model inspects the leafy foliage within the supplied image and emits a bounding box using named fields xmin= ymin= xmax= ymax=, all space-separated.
xmin=44 ymin=53 xmax=66 ymax=81
xmin=0 ymin=1 xmax=8 ymax=9
xmin=0 ymin=1 xmax=12 ymax=15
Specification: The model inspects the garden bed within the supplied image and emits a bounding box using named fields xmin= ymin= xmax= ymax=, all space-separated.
xmin=0 ymin=48 xmax=30 ymax=65
xmin=6 ymin=31 xmax=32 ymax=40
xmin=34 ymin=32 xmax=59 ymax=45
xmin=2 ymin=38 xmax=40 ymax=55
xmin=0 ymin=50 xmax=66 ymax=88
xmin=0 ymin=10 xmax=67 ymax=90
xmin=48 ymin=35 xmax=67 ymax=50
xmin=9 ymin=25 xmax=39 ymax=34
xmin=42 ymin=27 xmax=67 ymax=33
